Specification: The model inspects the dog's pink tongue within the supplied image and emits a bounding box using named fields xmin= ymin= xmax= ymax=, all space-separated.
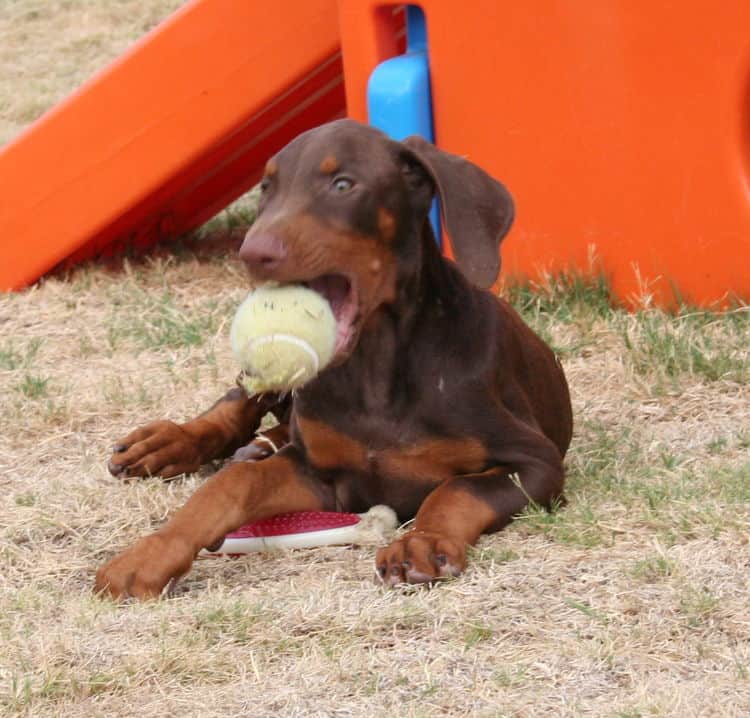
xmin=307 ymin=274 xmax=358 ymax=354
xmin=308 ymin=274 xmax=350 ymax=313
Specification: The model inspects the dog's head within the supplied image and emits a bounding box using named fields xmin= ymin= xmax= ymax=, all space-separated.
xmin=239 ymin=119 xmax=514 ymax=358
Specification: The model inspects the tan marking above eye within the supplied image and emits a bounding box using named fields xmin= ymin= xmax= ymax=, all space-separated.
xmin=264 ymin=159 xmax=278 ymax=177
xmin=319 ymin=155 xmax=339 ymax=174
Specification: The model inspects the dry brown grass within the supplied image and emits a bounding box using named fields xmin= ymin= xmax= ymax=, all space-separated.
xmin=2 ymin=4 xmax=750 ymax=717
xmin=2 ymin=252 xmax=748 ymax=718
xmin=0 ymin=0 xmax=185 ymax=146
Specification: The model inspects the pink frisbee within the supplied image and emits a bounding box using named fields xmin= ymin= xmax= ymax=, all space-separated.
xmin=199 ymin=505 xmax=398 ymax=557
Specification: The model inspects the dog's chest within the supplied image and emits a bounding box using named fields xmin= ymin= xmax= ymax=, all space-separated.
xmin=294 ymin=414 xmax=487 ymax=480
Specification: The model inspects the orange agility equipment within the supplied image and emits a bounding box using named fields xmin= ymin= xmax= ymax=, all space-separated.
xmin=4 ymin=1 xmax=750 ymax=306
xmin=339 ymin=1 xmax=750 ymax=306
xmin=0 ymin=0 xmax=344 ymax=291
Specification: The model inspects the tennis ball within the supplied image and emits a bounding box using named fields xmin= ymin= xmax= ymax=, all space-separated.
xmin=230 ymin=283 xmax=337 ymax=394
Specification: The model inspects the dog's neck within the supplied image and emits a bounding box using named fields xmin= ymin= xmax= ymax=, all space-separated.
xmin=355 ymin=220 xmax=467 ymax=353
xmin=296 ymin=221 xmax=476 ymax=419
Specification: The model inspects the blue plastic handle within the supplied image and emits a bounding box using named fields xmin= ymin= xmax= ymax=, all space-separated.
xmin=366 ymin=6 xmax=440 ymax=244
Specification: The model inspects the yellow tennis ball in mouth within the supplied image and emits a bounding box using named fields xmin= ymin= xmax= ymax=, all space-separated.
xmin=230 ymin=283 xmax=337 ymax=394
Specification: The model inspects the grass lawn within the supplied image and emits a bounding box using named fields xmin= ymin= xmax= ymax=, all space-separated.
xmin=1 ymin=3 xmax=749 ymax=716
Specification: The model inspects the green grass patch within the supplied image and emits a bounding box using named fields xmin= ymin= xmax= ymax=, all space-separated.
xmin=0 ymin=338 xmax=42 ymax=370
xmin=492 ymin=664 xmax=528 ymax=688
xmin=563 ymin=598 xmax=609 ymax=624
xmin=630 ymin=556 xmax=676 ymax=582
xmin=505 ymin=271 xmax=616 ymax=323
xmin=17 ymin=373 xmax=49 ymax=399
xmin=504 ymin=271 xmax=618 ymax=357
xmin=620 ymin=308 xmax=749 ymax=383
xmin=515 ymin=500 xmax=607 ymax=547
xmin=0 ymin=343 xmax=23 ymax=370
xmin=713 ymin=462 xmax=750 ymax=503
xmin=464 ymin=623 xmax=494 ymax=648
xmin=566 ymin=422 xmax=647 ymax=493
xmin=194 ymin=600 xmax=263 ymax=645
xmin=14 ymin=492 xmax=36 ymax=507
xmin=679 ymin=586 xmax=720 ymax=628
xmin=470 ymin=546 xmax=520 ymax=566
xmin=106 ymin=286 xmax=237 ymax=351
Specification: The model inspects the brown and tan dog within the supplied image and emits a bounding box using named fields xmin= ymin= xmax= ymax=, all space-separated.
xmin=96 ymin=119 xmax=572 ymax=599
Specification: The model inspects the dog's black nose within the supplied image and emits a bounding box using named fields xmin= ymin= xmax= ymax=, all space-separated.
xmin=239 ymin=232 xmax=287 ymax=276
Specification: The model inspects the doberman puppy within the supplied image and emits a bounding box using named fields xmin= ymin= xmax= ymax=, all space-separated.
xmin=96 ymin=119 xmax=572 ymax=599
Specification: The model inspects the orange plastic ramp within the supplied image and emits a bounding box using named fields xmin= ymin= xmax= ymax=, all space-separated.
xmin=339 ymin=0 xmax=750 ymax=307
xmin=0 ymin=0 xmax=343 ymax=291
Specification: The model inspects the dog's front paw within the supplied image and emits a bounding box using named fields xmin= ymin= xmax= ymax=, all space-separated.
xmin=95 ymin=533 xmax=194 ymax=601
xmin=375 ymin=530 xmax=466 ymax=587
xmin=108 ymin=420 xmax=204 ymax=479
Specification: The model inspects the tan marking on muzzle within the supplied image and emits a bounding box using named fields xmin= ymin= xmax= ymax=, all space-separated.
xmin=378 ymin=207 xmax=396 ymax=242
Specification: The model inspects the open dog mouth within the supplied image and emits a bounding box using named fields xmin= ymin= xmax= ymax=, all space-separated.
xmin=303 ymin=273 xmax=359 ymax=356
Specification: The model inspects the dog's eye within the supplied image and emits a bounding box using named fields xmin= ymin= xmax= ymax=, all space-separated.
xmin=331 ymin=176 xmax=354 ymax=193
xmin=259 ymin=177 xmax=272 ymax=193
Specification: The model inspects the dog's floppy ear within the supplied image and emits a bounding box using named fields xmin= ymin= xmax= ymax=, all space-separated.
xmin=400 ymin=135 xmax=514 ymax=288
